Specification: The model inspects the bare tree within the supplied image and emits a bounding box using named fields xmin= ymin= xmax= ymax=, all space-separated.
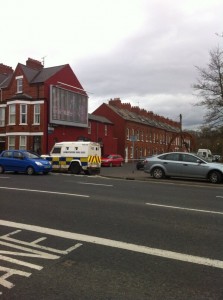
xmin=193 ymin=47 xmax=223 ymax=128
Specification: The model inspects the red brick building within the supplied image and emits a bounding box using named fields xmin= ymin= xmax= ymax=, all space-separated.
xmin=93 ymin=98 xmax=193 ymax=161
xmin=0 ymin=58 xmax=117 ymax=154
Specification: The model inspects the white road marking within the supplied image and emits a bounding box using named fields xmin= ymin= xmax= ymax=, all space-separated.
xmin=0 ymin=186 xmax=89 ymax=198
xmin=216 ymin=196 xmax=223 ymax=199
xmin=1 ymin=219 xmax=223 ymax=270
xmin=77 ymin=182 xmax=113 ymax=187
xmin=145 ymin=202 xmax=223 ymax=215
xmin=0 ymin=267 xmax=31 ymax=289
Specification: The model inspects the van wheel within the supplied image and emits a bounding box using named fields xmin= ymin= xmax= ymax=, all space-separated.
xmin=151 ymin=167 xmax=165 ymax=179
xmin=209 ymin=171 xmax=222 ymax=183
xmin=70 ymin=163 xmax=81 ymax=174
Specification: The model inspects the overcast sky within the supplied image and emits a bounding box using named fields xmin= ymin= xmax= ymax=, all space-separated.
xmin=1 ymin=0 xmax=223 ymax=130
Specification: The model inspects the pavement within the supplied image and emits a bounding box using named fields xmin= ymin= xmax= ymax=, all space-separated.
xmin=100 ymin=162 xmax=151 ymax=181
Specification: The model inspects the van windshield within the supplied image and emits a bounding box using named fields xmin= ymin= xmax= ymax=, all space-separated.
xmin=52 ymin=147 xmax=61 ymax=154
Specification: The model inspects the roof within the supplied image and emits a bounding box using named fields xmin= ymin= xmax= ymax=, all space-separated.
xmin=107 ymin=104 xmax=179 ymax=132
xmin=19 ymin=64 xmax=66 ymax=84
xmin=88 ymin=113 xmax=113 ymax=124
xmin=0 ymin=73 xmax=13 ymax=88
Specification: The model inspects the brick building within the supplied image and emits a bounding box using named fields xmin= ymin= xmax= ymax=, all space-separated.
xmin=93 ymin=98 xmax=193 ymax=161
xmin=0 ymin=58 xmax=117 ymax=154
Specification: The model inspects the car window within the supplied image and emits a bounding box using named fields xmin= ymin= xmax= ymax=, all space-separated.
xmin=161 ymin=153 xmax=180 ymax=161
xmin=24 ymin=151 xmax=40 ymax=159
xmin=181 ymin=154 xmax=198 ymax=163
xmin=13 ymin=152 xmax=23 ymax=159
xmin=2 ymin=151 xmax=13 ymax=158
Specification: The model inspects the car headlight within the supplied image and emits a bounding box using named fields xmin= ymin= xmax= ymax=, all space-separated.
xmin=35 ymin=162 xmax=43 ymax=166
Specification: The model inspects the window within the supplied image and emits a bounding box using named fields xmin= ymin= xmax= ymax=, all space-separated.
xmin=88 ymin=122 xmax=91 ymax=134
xmin=126 ymin=128 xmax=130 ymax=140
xmin=34 ymin=104 xmax=40 ymax=124
xmin=0 ymin=107 xmax=5 ymax=126
xmin=16 ymin=77 xmax=23 ymax=93
xmin=20 ymin=104 xmax=27 ymax=124
xmin=9 ymin=105 xmax=16 ymax=124
xmin=181 ymin=154 xmax=198 ymax=163
xmin=104 ymin=124 xmax=108 ymax=136
xmin=19 ymin=136 xmax=26 ymax=150
xmin=8 ymin=136 xmax=15 ymax=150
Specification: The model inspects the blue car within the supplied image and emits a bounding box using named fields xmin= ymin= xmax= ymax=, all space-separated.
xmin=0 ymin=150 xmax=52 ymax=175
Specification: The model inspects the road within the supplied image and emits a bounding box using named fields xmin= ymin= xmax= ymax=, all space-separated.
xmin=0 ymin=171 xmax=223 ymax=299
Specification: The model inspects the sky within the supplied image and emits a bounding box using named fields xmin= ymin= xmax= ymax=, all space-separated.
xmin=1 ymin=0 xmax=223 ymax=130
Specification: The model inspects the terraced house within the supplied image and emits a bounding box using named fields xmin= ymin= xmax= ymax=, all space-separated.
xmin=93 ymin=98 xmax=194 ymax=161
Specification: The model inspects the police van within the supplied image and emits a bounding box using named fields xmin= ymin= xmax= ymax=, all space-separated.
xmin=42 ymin=141 xmax=101 ymax=175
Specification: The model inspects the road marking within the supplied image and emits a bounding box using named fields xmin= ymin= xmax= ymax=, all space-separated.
xmin=1 ymin=219 xmax=223 ymax=270
xmin=0 ymin=228 xmax=82 ymax=293
xmin=145 ymin=202 xmax=223 ymax=215
xmin=77 ymin=182 xmax=113 ymax=187
xmin=216 ymin=196 xmax=223 ymax=199
xmin=0 ymin=186 xmax=89 ymax=198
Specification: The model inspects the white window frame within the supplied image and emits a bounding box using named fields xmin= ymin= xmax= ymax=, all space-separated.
xmin=126 ymin=128 xmax=130 ymax=140
xmin=0 ymin=106 xmax=6 ymax=126
xmin=8 ymin=136 xmax=15 ymax=150
xmin=34 ymin=104 xmax=40 ymax=124
xmin=9 ymin=104 xmax=16 ymax=125
xmin=19 ymin=136 xmax=27 ymax=150
xmin=20 ymin=104 xmax=27 ymax=124
xmin=16 ymin=76 xmax=23 ymax=93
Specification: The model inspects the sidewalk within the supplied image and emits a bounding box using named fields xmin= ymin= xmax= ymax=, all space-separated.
xmin=100 ymin=162 xmax=151 ymax=181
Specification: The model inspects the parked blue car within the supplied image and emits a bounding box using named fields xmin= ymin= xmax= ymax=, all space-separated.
xmin=0 ymin=150 xmax=52 ymax=175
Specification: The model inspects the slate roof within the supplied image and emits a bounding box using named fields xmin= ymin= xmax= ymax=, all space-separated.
xmin=0 ymin=63 xmax=67 ymax=89
xmin=19 ymin=63 xmax=66 ymax=84
xmin=0 ymin=73 xmax=13 ymax=88
xmin=88 ymin=113 xmax=113 ymax=124
xmin=107 ymin=104 xmax=179 ymax=132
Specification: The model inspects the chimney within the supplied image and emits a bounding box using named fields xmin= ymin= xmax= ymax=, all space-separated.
xmin=26 ymin=58 xmax=44 ymax=70
xmin=109 ymin=98 xmax=122 ymax=108
xmin=0 ymin=63 xmax=14 ymax=74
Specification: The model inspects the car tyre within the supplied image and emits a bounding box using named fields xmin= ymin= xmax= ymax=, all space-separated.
xmin=209 ymin=170 xmax=222 ymax=184
xmin=151 ymin=167 xmax=165 ymax=179
xmin=0 ymin=165 xmax=4 ymax=174
xmin=26 ymin=166 xmax=35 ymax=175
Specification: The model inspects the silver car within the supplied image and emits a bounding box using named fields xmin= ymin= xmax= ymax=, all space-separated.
xmin=144 ymin=152 xmax=223 ymax=183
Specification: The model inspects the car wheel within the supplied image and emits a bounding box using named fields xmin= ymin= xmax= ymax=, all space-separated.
xmin=120 ymin=162 xmax=123 ymax=167
xmin=151 ymin=167 xmax=165 ymax=179
xmin=26 ymin=166 xmax=35 ymax=175
xmin=109 ymin=163 xmax=113 ymax=167
xmin=70 ymin=162 xmax=81 ymax=174
xmin=209 ymin=170 xmax=222 ymax=184
xmin=0 ymin=165 xmax=4 ymax=174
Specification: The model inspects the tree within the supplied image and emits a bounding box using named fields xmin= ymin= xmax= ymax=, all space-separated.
xmin=193 ymin=47 xmax=223 ymax=128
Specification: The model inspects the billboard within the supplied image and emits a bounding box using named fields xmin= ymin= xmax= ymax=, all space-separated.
xmin=50 ymin=85 xmax=88 ymax=127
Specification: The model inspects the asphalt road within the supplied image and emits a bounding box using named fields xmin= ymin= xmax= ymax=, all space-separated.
xmin=0 ymin=170 xmax=223 ymax=299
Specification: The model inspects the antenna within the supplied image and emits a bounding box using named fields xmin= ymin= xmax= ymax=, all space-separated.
xmin=215 ymin=32 xmax=223 ymax=37
xmin=41 ymin=56 xmax=47 ymax=66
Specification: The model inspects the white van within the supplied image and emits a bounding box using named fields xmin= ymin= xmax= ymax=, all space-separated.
xmin=197 ymin=149 xmax=213 ymax=162
xmin=42 ymin=141 xmax=101 ymax=175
